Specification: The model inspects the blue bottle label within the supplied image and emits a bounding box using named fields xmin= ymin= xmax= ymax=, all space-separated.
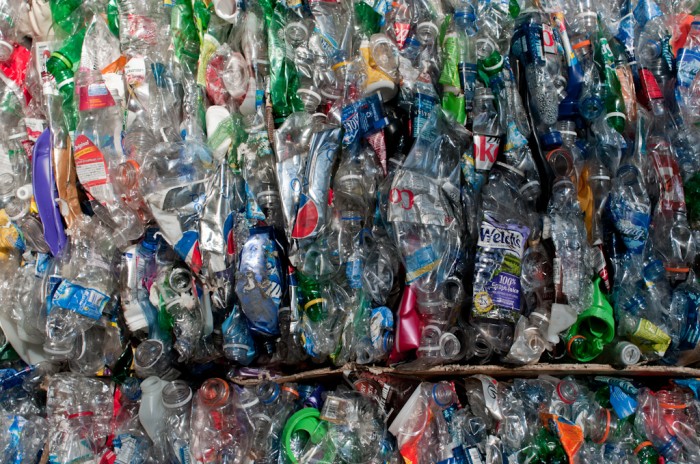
xmin=51 ymin=280 xmax=110 ymax=320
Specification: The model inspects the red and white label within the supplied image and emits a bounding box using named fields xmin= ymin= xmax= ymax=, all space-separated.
xmin=78 ymin=82 xmax=116 ymax=112
xmin=542 ymin=24 xmax=557 ymax=55
xmin=394 ymin=22 xmax=410 ymax=49
xmin=640 ymin=69 xmax=663 ymax=101
xmin=74 ymin=134 xmax=113 ymax=205
xmin=474 ymin=134 xmax=500 ymax=172
xmin=125 ymin=57 xmax=146 ymax=86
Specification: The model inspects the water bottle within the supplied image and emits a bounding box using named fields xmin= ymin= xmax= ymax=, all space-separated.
xmin=44 ymin=218 xmax=117 ymax=360
xmin=162 ymin=381 xmax=194 ymax=464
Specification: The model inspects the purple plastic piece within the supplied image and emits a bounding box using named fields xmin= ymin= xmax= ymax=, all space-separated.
xmin=32 ymin=128 xmax=67 ymax=256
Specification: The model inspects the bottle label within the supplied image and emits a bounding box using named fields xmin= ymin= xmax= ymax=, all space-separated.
xmin=676 ymin=48 xmax=700 ymax=88
xmin=639 ymin=69 xmax=662 ymax=101
xmin=471 ymin=375 xmax=502 ymax=420
xmin=78 ymin=81 xmax=116 ymax=111
xmin=124 ymin=14 xmax=158 ymax=46
xmin=650 ymin=142 xmax=686 ymax=212
xmin=321 ymin=395 xmax=352 ymax=423
xmin=609 ymin=385 xmax=638 ymax=419
xmin=511 ymin=23 xmax=545 ymax=65
xmin=473 ymin=134 xmax=500 ymax=172
xmin=124 ymin=57 xmax=147 ymax=86
xmin=394 ymin=22 xmax=410 ymax=49
xmin=370 ymin=306 xmax=393 ymax=351
xmin=542 ymin=24 xmax=557 ymax=55
xmin=341 ymin=93 xmax=389 ymax=147
xmin=412 ymin=81 xmax=438 ymax=138
xmin=504 ymin=120 xmax=527 ymax=153
xmin=73 ymin=135 xmax=114 ymax=205
xmin=679 ymin=289 xmax=700 ymax=350
xmin=23 ymin=117 xmax=46 ymax=143
xmin=633 ymin=0 xmax=663 ymax=28
xmin=472 ymin=216 xmax=529 ymax=322
xmin=388 ymin=170 xmax=452 ymax=226
xmin=113 ymin=433 xmax=142 ymax=464
xmin=630 ymin=318 xmax=672 ymax=356
xmin=404 ymin=244 xmax=439 ymax=283
xmin=464 ymin=445 xmax=485 ymax=464
xmin=346 ymin=258 xmax=363 ymax=288
xmin=458 ymin=62 xmax=477 ymax=112
xmin=609 ymin=197 xmax=650 ymax=254
xmin=51 ymin=280 xmax=110 ymax=320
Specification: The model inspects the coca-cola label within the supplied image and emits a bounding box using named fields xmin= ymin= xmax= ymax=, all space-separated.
xmin=394 ymin=22 xmax=410 ymax=49
xmin=542 ymin=24 xmax=557 ymax=55
xmin=473 ymin=134 xmax=500 ymax=172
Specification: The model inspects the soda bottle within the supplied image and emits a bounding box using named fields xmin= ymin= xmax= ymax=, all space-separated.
xmin=472 ymin=86 xmax=501 ymax=178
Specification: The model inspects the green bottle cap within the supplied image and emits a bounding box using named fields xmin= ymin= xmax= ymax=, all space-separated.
xmin=282 ymin=408 xmax=328 ymax=464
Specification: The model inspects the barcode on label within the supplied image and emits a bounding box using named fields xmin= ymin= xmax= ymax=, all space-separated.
xmin=87 ymin=291 xmax=104 ymax=306
xmin=466 ymin=446 xmax=484 ymax=464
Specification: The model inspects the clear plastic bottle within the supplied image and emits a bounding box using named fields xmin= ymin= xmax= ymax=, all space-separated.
xmin=471 ymin=163 xmax=531 ymax=358
xmin=162 ymin=380 xmax=194 ymax=464
xmin=74 ymin=68 xmax=143 ymax=247
xmin=472 ymin=86 xmax=501 ymax=177
xmin=44 ymin=218 xmax=118 ymax=360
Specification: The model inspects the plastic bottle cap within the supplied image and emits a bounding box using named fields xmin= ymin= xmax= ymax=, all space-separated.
xmin=17 ymin=184 xmax=34 ymax=201
xmin=482 ymin=54 xmax=504 ymax=72
xmin=284 ymin=22 xmax=309 ymax=42
xmin=364 ymin=79 xmax=398 ymax=102
xmin=282 ymin=408 xmax=328 ymax=464
xmin=416 ymin=22 xmax=439 ymax=38
xmin=162 ymin=384 xmax=193 ymax=409
xmin=126 ymin=313 xmax=149 ymax=332
xmin=297 ymin=87 xmax=321 ymax=103
xmin=495 ymin=161 xmax=524 ymax=178
xmin=619 ymin=343 xmax=641 ymax=366
xmin=541 ymin=131 xmax=563 ymax=151
xmin=439 ymin=332 xmax=461 ymax=358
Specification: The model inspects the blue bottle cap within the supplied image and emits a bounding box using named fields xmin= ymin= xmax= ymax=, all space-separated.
xmin=541 ymin=131 xmax=563 ymax=151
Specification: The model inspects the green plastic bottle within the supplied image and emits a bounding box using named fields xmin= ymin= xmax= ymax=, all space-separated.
xmin=634 ymin=437 xmax=660 ymax=464
xmin=49 ymin=0 xmax=84 ymax=36
xmin=296 ymin=272 xmax=326 ymax=322
xmin=46 ymin=27 xmax=86 ymax=131
xmin=594 ymin=15 xmax=626 ymax=134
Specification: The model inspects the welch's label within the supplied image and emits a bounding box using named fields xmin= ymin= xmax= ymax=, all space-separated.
xmin=472 ymin=215 xmax=529 ymax=323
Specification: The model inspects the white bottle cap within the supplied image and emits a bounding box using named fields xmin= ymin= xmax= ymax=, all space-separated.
xmin=365 ymin=79 xmax=398 ymax=102
xmin=16 ymin=184 xmax=32 ymax=201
